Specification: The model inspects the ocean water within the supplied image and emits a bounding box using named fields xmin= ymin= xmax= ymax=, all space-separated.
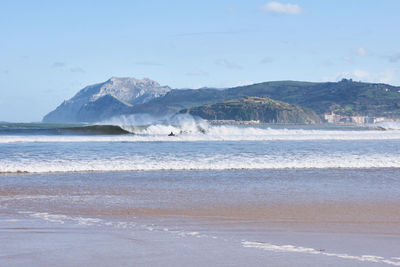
xmin=1 ymin=118 xmax=400 ymax=266
xmin=1 ymin=118 xmax=400 ymax=173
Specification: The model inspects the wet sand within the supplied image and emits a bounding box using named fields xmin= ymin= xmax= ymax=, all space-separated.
xmin=1 ymin=169 xmax=400 ymax=266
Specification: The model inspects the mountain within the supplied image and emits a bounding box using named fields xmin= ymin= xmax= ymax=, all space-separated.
xmin=42 ymin=77 xmax=171 ymax=123
xmin=181 ymin=96 xmax=321 ymax=124
xmin=43 ymin=77 xmax=400 ymax=123
xmin=126 ymin=79 xmax=400 ymax=118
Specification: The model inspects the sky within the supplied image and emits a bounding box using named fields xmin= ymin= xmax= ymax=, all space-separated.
xmin=1 ymin=0 xmax=400 ymax=122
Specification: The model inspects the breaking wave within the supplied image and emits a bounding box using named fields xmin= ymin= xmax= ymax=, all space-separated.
xmin=2 ymin=152 xmax=400 ymax=174
xmin=0 ymin=125 xmax=399 ymax=143
xmin=2 ymin=114 xmax=400 ymax=174
xmin=373 ymin=121 xmax=400 ymax=130
xmin=0 ymin=124 xmax=131 ymax=136
xmin=1 ymin=114 xmax=399 ymax=143
xmin=61 ymin=125 xmax=131 ymax=135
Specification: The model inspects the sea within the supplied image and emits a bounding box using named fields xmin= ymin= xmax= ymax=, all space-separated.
xmin=1 ymin=115 xmax=400 ymax=266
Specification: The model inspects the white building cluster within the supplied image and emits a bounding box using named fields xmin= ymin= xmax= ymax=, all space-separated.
xmin=324 ymin=112 xmax=388 ymax=125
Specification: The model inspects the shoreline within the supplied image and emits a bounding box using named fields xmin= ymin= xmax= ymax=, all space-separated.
xmin=1 ymin=168 xmax=400 ymax=266
xmin=2 ymin=166 xmax=400 ymax=176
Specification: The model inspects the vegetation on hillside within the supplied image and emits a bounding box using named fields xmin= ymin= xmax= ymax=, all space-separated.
xmin=181 ymin=96 xmax=321 ymax=124
xmin=227 ymin=79 xmax=400 ymax=117
xmin=127 ymin=79 xmax=400 ymax=119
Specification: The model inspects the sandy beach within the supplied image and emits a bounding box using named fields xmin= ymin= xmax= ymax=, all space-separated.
xmin=1 ymin=169 xmax=400 ymax=266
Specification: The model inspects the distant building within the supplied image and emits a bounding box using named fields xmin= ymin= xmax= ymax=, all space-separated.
xmin=324 ymin=112 xmax=393 ymax=125
xmin=373 ymin=117 xmax=386 ymax=123
xmin=350 ymin=115 xmax=367 ymax=124
xmin=324 ymin=112 xmax=343 ymax=123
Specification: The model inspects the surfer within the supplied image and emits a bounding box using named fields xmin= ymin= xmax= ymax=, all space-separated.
xmin=168 ymin=131 xmax=176 ymax=136
xmin=197 ymin=126 xmax=206 ymax=134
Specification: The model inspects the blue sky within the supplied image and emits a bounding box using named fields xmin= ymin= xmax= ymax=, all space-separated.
xmin=1 ymin=0 xmax=400 ymax=122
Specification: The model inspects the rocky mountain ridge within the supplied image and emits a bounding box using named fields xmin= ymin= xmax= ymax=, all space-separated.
xmin=43 ymin=77 xmax=171 ymax=123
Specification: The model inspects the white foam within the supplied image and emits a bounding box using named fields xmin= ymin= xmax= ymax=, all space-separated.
xmin=177 ymin=231 xmax=200 ymax=237
xmin=22 ymin=211 xmax=206 ymax=240
xmin=145 ymin=226 xmax=154 ymax=231
xmin=1 ymin=152 xmax=400 ymax=174
xmin=242 ymin=241 xmax=400 ymax=266
xmin=29 ymin=212 xmax=68 ymax=224
xmin=0 ymin=195 xmax=56 ymax=201
xmin=1 ymin=126 xmax=400 ymax=143
xmin=23 ymin=211 xmax=127 ymax=227
xmin=140 ymin=225 xmax=206 ymax=239
xmin=374 ymin=122 xmax=400 ymax=130
xmin=73 ymin=217 xmax=103 ymax=226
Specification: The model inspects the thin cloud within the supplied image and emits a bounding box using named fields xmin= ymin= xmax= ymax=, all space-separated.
xmin=186 ymin=70 xmax=208 ymax=76
xmin=321 ymin=59 xmax=334 ymax=67
xmin=176 ymin=29 xmax=251 ymax=37
xmin=216 ymin=59 xmax=242 ymax=70
xmin=51 ymin=61 xmax=85 ymax=73
xmin=135 ymin=61 xmax=164 ymax=66
xmin=261 ymin=2 xmax=303 ymax=15
xmin=69 ymin=67 xmax=85 ymax=73
xmin=227 ymin=7 xmax=237 ymax=13
xmin=343 ymin=57 xmax=353 ymax=64
xmin=356 ymin=47 xmax=370 ymax=56
xmin=334 ymin=68 xmax=400 ymax=85
xmin=233 ymin=81 xmax=254 ymax=87
xmin=260 ymin=57 xmax=274 ymax=64
xmin=388 ymin=52 xmax=400 ymax=63
xmin=52 ymin=62 xmax=66 ymax=68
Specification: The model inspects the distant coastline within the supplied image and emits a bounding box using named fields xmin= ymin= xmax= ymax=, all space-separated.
xmin=42 ymin=77 xmax=400 ymax=125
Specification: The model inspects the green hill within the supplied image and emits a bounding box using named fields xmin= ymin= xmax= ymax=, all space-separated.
xmin=181 ymin=96 xmax=321 ymax=124
xmin=127 ymin=79 xmax=400 ymax=119
xmin=227 ymin=79 xmax=400 ymax=117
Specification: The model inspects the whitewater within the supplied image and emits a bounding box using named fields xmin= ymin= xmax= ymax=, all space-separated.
xmin=1 ymin=124 xmax=400 ymax=143
xmin=1 ymin=118 xmax=400 ymax=174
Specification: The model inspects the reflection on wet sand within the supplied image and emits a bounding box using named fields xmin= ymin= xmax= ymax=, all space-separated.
xmin=1 ymin=169 xmax=400 ymax=266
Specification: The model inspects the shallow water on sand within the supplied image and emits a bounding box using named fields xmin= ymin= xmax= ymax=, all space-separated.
xmin=1 ymin=169 xmax=400 ymax=266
